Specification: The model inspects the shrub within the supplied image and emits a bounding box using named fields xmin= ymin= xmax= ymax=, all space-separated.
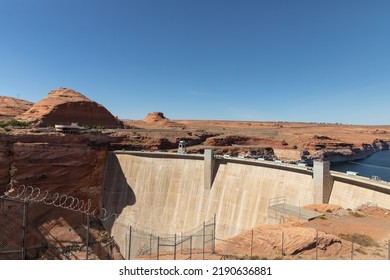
xmin=7 ymin=119 xmax=29 ymax=127
xmin=0 ymin=119 xmax=30 ymax=128
xmin=349 ymin=211 xmax=365 ymax=218
xmin=355 ymin=247 xmax=367 ymax=255
xmin=340 ymin=233 xmax=378 ymax=247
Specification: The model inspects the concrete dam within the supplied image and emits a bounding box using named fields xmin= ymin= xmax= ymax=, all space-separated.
xmin=102 ymin=150 xmax=390 ymax=257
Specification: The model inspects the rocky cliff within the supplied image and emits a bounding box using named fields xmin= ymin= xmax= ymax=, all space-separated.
xmin=308 ymin=140 xmax=390 ymax=162
xmin=0 ymin=131 xmax=123 ymax=260
xmin=0 ymin=132 xmax=120 ymax=207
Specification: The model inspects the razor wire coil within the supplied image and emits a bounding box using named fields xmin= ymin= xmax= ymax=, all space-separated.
xmin=2 ymin=184 xmax=215 ymax=241
xmin=1 ymin=184 xmax=118 ymax=221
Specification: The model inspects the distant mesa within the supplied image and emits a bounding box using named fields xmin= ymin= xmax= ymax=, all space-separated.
xmin=0 ymin=96 xmax=34 ymax=121
xmin=16 ymin=87 xmax=123 ymax=128
xmin=144 ymin=112 xmax=168 ymax=123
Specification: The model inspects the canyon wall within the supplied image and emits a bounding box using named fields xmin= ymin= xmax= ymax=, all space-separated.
xmin=0 ymin=133 xmax=115 ymax=205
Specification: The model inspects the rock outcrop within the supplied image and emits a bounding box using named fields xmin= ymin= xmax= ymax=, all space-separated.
xmin=144 ymin=112 xmax=168 ymax=123
xmin=0 ymin=133 xmax=121 ymax=206
xmin=216 ymin=224 xmax=347 ymax=259
xmin=0 ymin=132 xmax=124 ymax=260
xmin=140 ymin=112 xmax=186 ymax=129
xmin=0 ymin=96 xmax=34 ymax=121
xmin=16 ymin=88 xmax=123 ymax=128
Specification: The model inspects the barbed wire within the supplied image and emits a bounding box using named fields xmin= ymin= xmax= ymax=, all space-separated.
xmin=1 ymin=184 xmax=118 ymax=221
xmin=1 ymin=184 xmax=215 ymax=240
xmin=99 ymin=207 xmax=119 ymax=221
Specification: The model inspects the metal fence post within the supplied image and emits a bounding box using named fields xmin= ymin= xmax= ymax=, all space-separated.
xmin=251 ymin=230 xmax=254 ymax=258
xmin=203 ymin=221 xmax=205 ymax=260
xmin=315 ymin=230 xmax=318 ymax=260
xmin=190 ymin=235 xmax=192 ymax=260
xmin=107 ymin=238 xmax=112 ymax=260
xmin=351 ymin=239 xmax=354 ymax=260
xmin=150 ymin=234 xmax=152 ymax=260
xmin=181 ymin=232 xmax=183 ymax=254
xmin=213 ymin=214 xmax=216 ymax=254
xmin=174 ymin=234 xmax=177 ymax=260
xmin=388 ymin=240 xmax=390 ymax=260
xmin=281 ymin=231 xmax=284 ymax=260
xmin=157 ymin=236 xmax=160 ymax=260
xmin=211 ymin=229 xmax=214 ymax=255
xmin=86 ymin=213 xmax=90 ymax=260
xmin=128 ymin=226 xmax=132 ymax=260
xmin=22 ymin=200 xmax=28 ymax=260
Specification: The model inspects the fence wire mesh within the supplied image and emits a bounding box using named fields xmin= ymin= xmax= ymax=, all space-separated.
xmin=214 ymin=223 xmax=390 ymax=261
xmin=0 ymin=190 xmax=121 ymax=260
xmin=2 ymin=185 xmax=389 ymax=260
xmin=0 ymin=197 xmax=25 ymax=259
xmin=116 ymin=216 xmax=216 ymax=260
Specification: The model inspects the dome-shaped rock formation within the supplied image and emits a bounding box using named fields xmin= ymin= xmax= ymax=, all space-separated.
xmin=16 ymin=88 xmax=123 ymax=128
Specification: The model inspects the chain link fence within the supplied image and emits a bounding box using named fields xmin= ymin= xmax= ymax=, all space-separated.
xmin=215 ymin=227 xmax=390 ymax=260
xmin=2 ymin=185 xmax=388 ymax=260
xmin=0 ymin=187 xmax=122 ymax=260
xmin=0 ymin=184 xmax=217 ymax=260
xmin=0 ymin=197 xmax=27 ymax=259
xmin=111 ymin=216 xmax=217 ymax=260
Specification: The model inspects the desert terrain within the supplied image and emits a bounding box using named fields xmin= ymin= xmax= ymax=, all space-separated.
xmin=1 ymin=89 xmax=390 ymax=260
xmin=110 ymin=112 xmax=390 ymax=163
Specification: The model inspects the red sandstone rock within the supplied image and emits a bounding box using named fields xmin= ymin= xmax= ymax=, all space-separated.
xmin=304 ymin=204 xmax=342 ymax=213
xmin=216 ymin=224 xmax=348 ymax=259
xmin=0 ymin=133 xmax=120 ymax=204
xmin=16 ymin=88 xmax=123 ymax=128
xmin=144 ymin=112 xmax=168 ymax=123
xmin=0 ymin=96 xmax=34 ymax=121
xmin=0 ymin=142 xmax=10 ymax=188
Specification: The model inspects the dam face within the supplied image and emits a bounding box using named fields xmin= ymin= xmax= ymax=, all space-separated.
xmin=102 ymin=150 xmax=390 ymax=257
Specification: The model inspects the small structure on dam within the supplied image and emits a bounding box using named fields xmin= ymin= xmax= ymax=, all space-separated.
xmin=177 ymin=140 xmax=187 ymax=154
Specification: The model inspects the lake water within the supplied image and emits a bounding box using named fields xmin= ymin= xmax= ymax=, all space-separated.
xmin=331 ymin=149 xmax=390 ymax=182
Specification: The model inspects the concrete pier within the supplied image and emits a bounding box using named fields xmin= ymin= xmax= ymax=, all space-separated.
xmin=204 ymin=149 xmax=216 ymax=189
xmin=313 ymin=161 xmax=334 ymax=203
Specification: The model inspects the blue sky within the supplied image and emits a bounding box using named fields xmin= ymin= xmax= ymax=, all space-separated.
xmin=0 ymin=0 xmax=389 ymax=124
